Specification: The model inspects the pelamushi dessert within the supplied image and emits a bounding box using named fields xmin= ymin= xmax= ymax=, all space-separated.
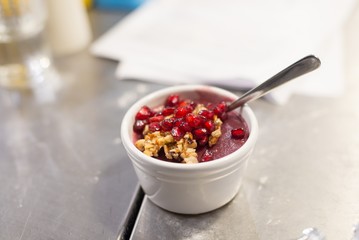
xmin=132 ymin=90 xmax=249 ymax=163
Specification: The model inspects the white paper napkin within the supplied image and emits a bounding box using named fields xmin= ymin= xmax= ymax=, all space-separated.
xmin=91 ymin=0 xmax=355 ymax=104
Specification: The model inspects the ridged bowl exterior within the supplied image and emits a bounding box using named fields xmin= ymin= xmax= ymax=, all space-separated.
xmin=121 ymin=85 xmax=258 ymax=214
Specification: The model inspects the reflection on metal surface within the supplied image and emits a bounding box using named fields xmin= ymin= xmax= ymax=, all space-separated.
xmin=130 ymin=193 xmax=260 ymax=240
xmin=295 ymin=223 xmax=359 ymax=240
xmin=116 ymin=83 xmax=150 ymax=109
xmin=352 ymin=223 xmax=359 ymax=240
xmin=0 ymin=66 xmax=61 ymax=105
xmin=297 ymin=228 xmax=325 ymax=240
xmin=29 ymin=67 xmax=61 ymax=103
xmin=0 ymin=11 xmax=144 ymax=239
xmin=117 ymin=185 xmax=144 ymax=240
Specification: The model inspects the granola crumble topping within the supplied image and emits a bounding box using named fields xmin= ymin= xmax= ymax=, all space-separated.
xmin=134 ymin=100 xmax=224 ymax=164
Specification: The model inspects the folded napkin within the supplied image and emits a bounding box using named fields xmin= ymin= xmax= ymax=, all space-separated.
xmin=91 ymin=0 xmax=355 ymax=104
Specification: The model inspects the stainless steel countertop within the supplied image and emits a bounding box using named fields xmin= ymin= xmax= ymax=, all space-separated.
xmin=0 ymin=10 xmax=151 ymax=240
xmin=2 ymin=6 xmax=359 ymax=240
xmin=130 ymin=4 xmax=359 ymax=240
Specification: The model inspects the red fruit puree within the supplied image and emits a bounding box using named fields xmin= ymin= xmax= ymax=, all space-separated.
xmin=133 ymin=90 xmax=249 ymax=163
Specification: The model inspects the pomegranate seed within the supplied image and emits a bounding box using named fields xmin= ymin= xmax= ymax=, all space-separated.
xmin=206 ymin=103 xmax=215 ymax=111
xmin=135 ymin=106 xmax=153 ymax=120
xmin=198 ymin=115 xmax=207 ymax=124
xmin=154 ymin=111 xmax=163 ymax=116
xmin=162 ymin=107 xmax=175 ymax=116
xmin=149 ymin=115 xmax=164 ymax=123
xmin=231 ymin=128 xmax=246 ymax=139
xmin=174 ymin=106 xmax=191 ymax=118
xmin=201 ymin=150 xmax=214 ymax=162
xmin=160 ymin=118 xmax=174 ymax=131
xmin=171 ymin=126 xmax=185 ymax=141
xmin=178 ymin=101 xmax=188 ymax=107
xmin=185 ymin=113 xmax=203 ymax=128
xmin=197 ymin=136 xmax=208 ymax=146
xmin=198 ymin=109 xmax=214 ymax=120
xmin=180 ymin=103 xmax=194 ymax=113
xmin=213 ymin=101 xmax=227 ymax=115
xmin=192 ymin=128 xmax=208 ymax=140
xmin=133 ymin=119 xmax=148 ymax=134
xmin=188 ymin=101 xmax=197 ymax=109
xmin=165 ymin=95 xmax=180 ymax=107
xmin=179 ymin=100 xmax=196 ymax=109
xmin=186 ymin=104 xmax=195 ymax=113
xmin=149 ymin=122 xmax=161 ymax=132
xmin=204 ymin=120 xmax=215 ymax=132
xmin=179 ymin=122 xmax=192 ymax=132
xmin=173 ymin=118 xmax=183 ymax=127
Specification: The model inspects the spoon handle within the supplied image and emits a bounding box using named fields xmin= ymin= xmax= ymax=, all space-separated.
xmin=227 ymin=55 xmax=321 ymax=112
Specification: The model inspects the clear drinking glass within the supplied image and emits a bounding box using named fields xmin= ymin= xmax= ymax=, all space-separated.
xmin=0 ymin=0 xmax=53 ymax=90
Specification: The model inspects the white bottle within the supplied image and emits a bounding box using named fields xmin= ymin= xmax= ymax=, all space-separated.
xmin=46 ymin=0 xmax=92 ymax=56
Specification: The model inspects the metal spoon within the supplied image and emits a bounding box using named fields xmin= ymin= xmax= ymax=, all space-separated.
xmin=226 ymin=55 xmax=321 ymax=112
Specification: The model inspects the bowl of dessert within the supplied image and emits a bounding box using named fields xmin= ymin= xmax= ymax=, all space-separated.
xmin=121 ymin=85 xmax=258 ymax=214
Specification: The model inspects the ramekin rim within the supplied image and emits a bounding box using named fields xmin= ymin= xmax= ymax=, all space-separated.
xmin=120 ymin=84 xmax=258 ymax=171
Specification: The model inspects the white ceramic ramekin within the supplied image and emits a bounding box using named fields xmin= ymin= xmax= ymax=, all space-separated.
xmin=121 ymin=85 xmax=258 ymax=214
